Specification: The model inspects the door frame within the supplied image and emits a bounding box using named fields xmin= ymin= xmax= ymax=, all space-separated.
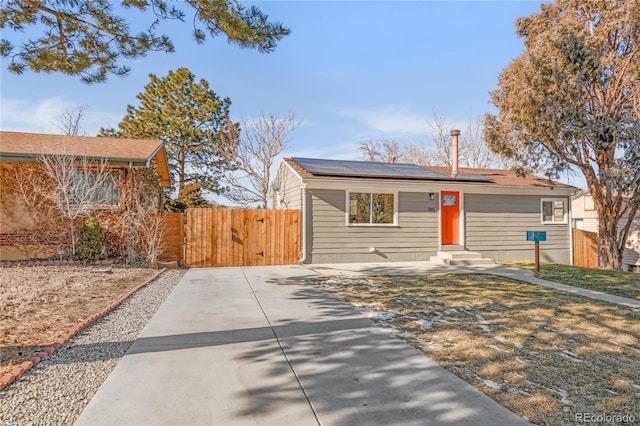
xmin=439 ymin=191 xmax=464 ymax=247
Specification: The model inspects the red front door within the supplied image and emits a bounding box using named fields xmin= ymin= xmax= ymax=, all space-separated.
xmin=441 ymin=191 xmax=459 ymax=245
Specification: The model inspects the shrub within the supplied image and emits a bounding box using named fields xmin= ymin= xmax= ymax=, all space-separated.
xmin=75 ymin=217 xmax=106 ymax=261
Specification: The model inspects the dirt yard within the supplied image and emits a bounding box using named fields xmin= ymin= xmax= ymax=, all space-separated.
xmin=0 ymin=266 xmax=161 ymax=379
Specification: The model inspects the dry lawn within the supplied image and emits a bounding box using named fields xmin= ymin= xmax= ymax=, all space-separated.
xmin=0 ymin=266 xmax=160 ymax=379
xmin=315 ymin=274 xmax=640 ymax=425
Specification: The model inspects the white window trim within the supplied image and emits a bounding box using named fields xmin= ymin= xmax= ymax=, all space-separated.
xmin=541 ymin=198 xmax=568 ymax=224
xmin=345 ymin=190 xmax=398 ymax=226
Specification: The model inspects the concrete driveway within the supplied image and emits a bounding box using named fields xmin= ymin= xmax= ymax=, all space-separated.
xmin=76 ymin=265 xmax=528 ymax=426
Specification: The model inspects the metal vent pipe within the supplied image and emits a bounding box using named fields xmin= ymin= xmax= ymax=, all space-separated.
xmin=450 ymin=129 xmax=460 ymax=179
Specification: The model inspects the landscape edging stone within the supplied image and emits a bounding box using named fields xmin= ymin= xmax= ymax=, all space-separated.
xmin=0 ymin=268 xmax=167 ymax=391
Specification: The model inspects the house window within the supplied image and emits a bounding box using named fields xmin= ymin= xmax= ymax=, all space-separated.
xmin=541 ymin=198 xmax=567 ymax=224
xmin=70 ymin=170 xmax=120 ymax=207
xmin=348 ymin=192 xmax=395 ymax=225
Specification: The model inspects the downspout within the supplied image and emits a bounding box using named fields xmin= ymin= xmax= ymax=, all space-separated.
xmin=300 ymin=182 xmax=308 ymax=264
xmin=569 ymin=197 xmax=574 ymax=265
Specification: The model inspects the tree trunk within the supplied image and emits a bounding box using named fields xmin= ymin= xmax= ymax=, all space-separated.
xmin=597 ymin=210 xmax=621 ymax=270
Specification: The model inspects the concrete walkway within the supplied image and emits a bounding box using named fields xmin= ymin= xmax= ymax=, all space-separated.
xmin=307 ymin=261 xmax=640 ymax=310
xmin=76 ymin=266 xmax=527 ymax=426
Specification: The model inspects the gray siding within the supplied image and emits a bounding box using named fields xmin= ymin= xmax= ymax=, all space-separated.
xmin=465 ymin=194 xmax=571 ymax=264
xmin=621 ymin=218 xmax=640 ymax=269
xmin=306 ymin=190 xmax=439 ymax=263
xmin=272 ymin=163 xmax=302 ymax=210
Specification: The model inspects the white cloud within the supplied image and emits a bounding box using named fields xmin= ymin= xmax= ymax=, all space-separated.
xmin=0 ymin=97 xmax=121 ymax=135
xmin=336 ymin=105 xmax=428 ymax=136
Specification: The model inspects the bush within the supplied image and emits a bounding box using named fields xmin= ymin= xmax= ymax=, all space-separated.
xmin=75 ymin=217 xmax=106 ymax=261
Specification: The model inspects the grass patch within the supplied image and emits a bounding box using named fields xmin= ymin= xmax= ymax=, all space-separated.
xmin=315 ymin=273 xmax=640 ymax=425
xmin=499 ymin=261 xmax=640 ymax=301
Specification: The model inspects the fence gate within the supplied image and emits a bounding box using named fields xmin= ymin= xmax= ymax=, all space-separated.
xmin=185 ymin=208 xmax=300 ymax=267
xmin=573 ymin=229 xmax=598 ymax=268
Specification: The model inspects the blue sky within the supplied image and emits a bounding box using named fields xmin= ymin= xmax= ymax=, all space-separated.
xmin=1 ymin=1 xmax=544 ymax=163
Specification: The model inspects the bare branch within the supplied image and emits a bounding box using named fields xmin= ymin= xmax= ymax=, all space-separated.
xmin=217 ymin=111 xmax=301 ymax=208
xmin=55 ymin=105 xmax=88 ymax=136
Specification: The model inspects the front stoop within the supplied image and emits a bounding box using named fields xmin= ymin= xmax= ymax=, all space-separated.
xmin=430 ymin=250 xmax=494 ymax=266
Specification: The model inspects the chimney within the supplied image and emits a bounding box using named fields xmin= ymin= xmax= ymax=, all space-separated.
xmin=450 ymin=129 xmax=460 ymax=179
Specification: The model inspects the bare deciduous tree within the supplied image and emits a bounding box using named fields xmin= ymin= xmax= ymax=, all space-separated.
xmin=425 ymin=112 xmax=460 ymax=167
xmin=38 ymin=153 xmax=115 ymax=257
xmin=402 ymin=142 xmax=430 ymax=165
xmin=359 ymin=139 xmax=402 ymax=162
xmin=463 ymin=118 xmax=507 ymax=169
xmin=100 ymin=167 xmax=166 ymax=267
xmin=8 ymin=151 xmax=116 ymax=258
xmin=358 ymin=113 xmax=511 ymax=169
xmin=55 ymin=105 xmax=88 ymax=136
xmin=217 ymin=112 xmax=301 ymax=208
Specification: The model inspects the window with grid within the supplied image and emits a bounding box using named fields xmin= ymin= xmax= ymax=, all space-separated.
xmin=541 ymin=198 xmax=567 ymax=224
xmin=348 ymin=192 xmax=395 ymax=225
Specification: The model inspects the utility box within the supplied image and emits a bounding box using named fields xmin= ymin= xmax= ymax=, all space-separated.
xmin=526 ymin=231 xmax=547 ymax=242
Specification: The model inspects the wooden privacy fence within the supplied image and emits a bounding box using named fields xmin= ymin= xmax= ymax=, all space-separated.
xmin=158 ymin=212 xmax=184 ymax=265
xmin=573 ymin=229 xmax=598 ymax=268
xmin=185 ymin=208 xmax=300 ymax=267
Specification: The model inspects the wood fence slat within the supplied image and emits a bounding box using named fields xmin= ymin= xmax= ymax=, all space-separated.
xmin=158 ymin=212 xmax=184 ymax=265
xmin=184 ymin=207 xmax=300 ymax=267
xmin=573 ymin=229 xmax=598 ymax=268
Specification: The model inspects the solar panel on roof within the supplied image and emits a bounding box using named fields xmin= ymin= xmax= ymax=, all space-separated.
xmin=292 ymin=157 xmax=492 ymax=182
xmin=455 ymin=173 xmax=492 ymax=182
xmin=386 ymin=163 xmax=451 ymax=179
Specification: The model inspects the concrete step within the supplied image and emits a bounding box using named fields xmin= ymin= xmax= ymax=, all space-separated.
xmin=430 ymin=250 xmax=494 ymax=266
xmin=436 ymin=250 xmax=484 ymax=260
xmin=440 ymin=244 xmax=464 ymax=251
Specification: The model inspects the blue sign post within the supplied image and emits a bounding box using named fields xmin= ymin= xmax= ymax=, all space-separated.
xmin=526 ymin=231 xmax=546 ymax=272
xmin=526 ymin=231 xmax=547 ymax=242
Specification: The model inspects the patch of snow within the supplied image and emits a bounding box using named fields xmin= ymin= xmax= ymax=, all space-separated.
xmin=494 ymin=336 xmax=509 ymax=344
xmin=474 ymin=313 xmax=490 ymax=326
xmin=560 ymin=352 xmax=583 ymax=363
xmin=480 ymin=325 xmax=491 ymax=333
xmin=557 ymin=388 xmax=572 ymax=409
xmin=515 ymin=357 xmax=529 ymax=365
xmin=370 ymin=326 xmax=398 ymax=337
xmin=416 ymin=319 xmax=434 ymax=331
xmin=487 ymin=344 xmax=510 ymax=353
xmin=443 ymin=308 xmax=458 ymax=314
xmin=513 ymin=342 xmax=524 ymax=349
xmin=482 ymin=379 xmax=502 ymax=389
xmin=606 ymin=389 xmax=619 ymax=395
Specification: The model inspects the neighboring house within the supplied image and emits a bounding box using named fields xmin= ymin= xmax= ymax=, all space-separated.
xmin=571 ymin=193 xmax=599 ymax=233
xmin=0 ymin=130 xmax=171 ymax=261
xmin=272 ymin=157 xmax=578 ymax=265
xmin=571 ymin=192 xmax=640 ymax=272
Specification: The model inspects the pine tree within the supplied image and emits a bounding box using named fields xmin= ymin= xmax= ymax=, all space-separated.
xmin=1 ymin=0 xmax=289 ymax=83
xmin=101 ymin=67 xmax=234 ymax=195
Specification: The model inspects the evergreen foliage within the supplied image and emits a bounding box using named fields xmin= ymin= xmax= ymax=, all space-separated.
xmin=166 ymin=182 xmax=211 ymax=213
xmin=75 ymin=217 xmax=106 ymax=261
xmin=0 ymin=0 xmax=290 ymax=83
xmin=100 ymin=67 xmax=234 ymax=195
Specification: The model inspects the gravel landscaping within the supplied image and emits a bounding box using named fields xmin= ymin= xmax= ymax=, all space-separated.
xmin=0 ymin=269 xmax=184 ymax=425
